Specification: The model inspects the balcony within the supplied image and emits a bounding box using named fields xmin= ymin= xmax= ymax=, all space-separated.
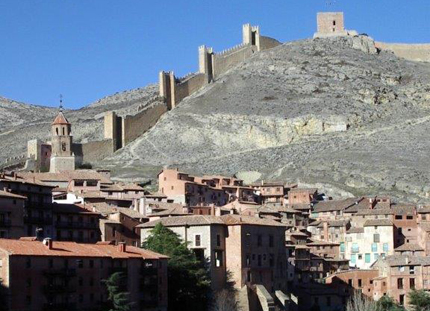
xmin=55 ymin=221 xmax=99 ymax=229
xmin=24 ymin=216 xmax=53 ymax=225
xmin=43 ymin=268 xmax=77 ymax=277
xmin=43 ymin=284 xmax=76 ymax=294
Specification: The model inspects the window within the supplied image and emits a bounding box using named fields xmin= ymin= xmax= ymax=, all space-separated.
xmin=257 ymin=235 xmax=262 ymax=247
xmin=374 ymin=253 xmax=379 ymax=261
xmin=371 ymin=243 xmax=377 ymax=252
xmin=407 ymin=215 xmax=413 ymax=220
xmin=348 ymin=279 xmax=353 ymax=286
xmin=365 ymin=253 xmax=371 ymax=263
xmin=410 ymin=266 xmax=416 ymax=275
xmin=77 ymin=259 xmax=83 ymax=268
xmin=410 ymin=278 xmax=415 ymax=289
xmin=351 ymin=254 xmax=356 ymax=264
xmin=373 ymin=234 xmax=380 ymax=243
xmin=383 ymin=243 xmax=389 ymax=252
xmin=195 ymin=235 xmax=201 ymax=247
xmin=340 ymin=242 xmax=345 ymax=252
xmin=214 ymin=250 xmax=223 ymax=267
xmin=246 ymin=254 xmax=251 ymax=266
xmin=269 ymin=254 xmax=274 ymax=267
xmin=216 ymin=234 xmax=221 ymax=247
xmin=397 ymin=278 xmax=403 ymax=289
xmin=326 ymin=297 xmax=331 ymax=307
xmin=258 ymin=255 xmax=262 ymax=267
xmin=269 ymin=235 xmax=274 ymax=247
xmin=395 ymin=215 xmax=402 ymax=220
xmin=352 ymin=243 xmax=359 ymax=253
xmin=358 ymin=279 xmax=362 ymax=288
xmin=400 ymin=294 xmax=405 ymax=305
xmin=399 ymin=266 xmax=405 ymax=272
xmin=358 ymin=254 xmax=363 ymax=260
xmin=89 ymin=260 xmax=94 ymax=268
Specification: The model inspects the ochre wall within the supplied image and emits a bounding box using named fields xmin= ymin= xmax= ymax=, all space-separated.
xmin=73 ymin=139 xmax=114 ymax=164
xmin=213 ymin=45 xmax=257 ymax=78
xmin=121 ymin=104 xmax=168 ymax=146
xmin=175 ymin=73 xmax=207 ymax=103
xmin=376 ymin=42 xmax=430 ymax=62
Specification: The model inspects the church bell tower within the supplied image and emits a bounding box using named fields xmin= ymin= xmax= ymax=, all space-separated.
xmin=50 ymin=101 xmax=75 ymax=172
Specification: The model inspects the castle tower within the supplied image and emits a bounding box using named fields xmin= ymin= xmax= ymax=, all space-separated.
xmin=50 ymin=108 xmax=75 ymax=172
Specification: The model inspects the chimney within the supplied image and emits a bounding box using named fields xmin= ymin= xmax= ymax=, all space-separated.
xmin=118 ymin=242 xmax=127 ymax=253
xmin=323 ymin=222 xmax=329 ymax=241
xmin=43 ymin=238 xmax=53 ymax=250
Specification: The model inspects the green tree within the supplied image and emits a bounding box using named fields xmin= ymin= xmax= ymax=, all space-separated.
xmin=377 ymin=295 xmax=404 ymax=311
xmin=143 ymin=223 xmax=211 ymax=311
xmin=103 ymin=272 xmax=131 ymax=311
xmin=408 ymin=290 xmax=430 ymax=311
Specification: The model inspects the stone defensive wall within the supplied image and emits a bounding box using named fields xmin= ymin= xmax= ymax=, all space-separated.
xmin=97 ymin=23 xmax=281 ymax=159
xmin=121 ymin=103 xmax=167 ymax=146
xmin=73 ymin=139 xmax=115 ymax=165
xmin=375 ymin=42 xmax=430 ymax=62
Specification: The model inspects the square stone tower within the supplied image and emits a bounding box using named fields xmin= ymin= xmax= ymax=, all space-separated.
xmin=317 ymin=12 xmax=345 ymax=34
xmin=314 ymin=12 xmax=354 ymax=38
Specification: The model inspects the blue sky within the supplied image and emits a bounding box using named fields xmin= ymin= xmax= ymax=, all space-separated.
xmin=0 ymin=0 xmax=429 ymax=109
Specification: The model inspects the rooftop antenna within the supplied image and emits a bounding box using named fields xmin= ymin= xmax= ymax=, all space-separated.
xmin=59 ymin=94 xmax=63 ymax=112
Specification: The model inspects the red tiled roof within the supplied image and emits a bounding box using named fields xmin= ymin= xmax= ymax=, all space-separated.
xmin=0 ymin=239 xmax=168 ymax=259
xmin=52 ymin=112 xmax=70 ymax=125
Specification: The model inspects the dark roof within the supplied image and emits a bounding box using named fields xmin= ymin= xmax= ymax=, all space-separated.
xmin=313 ymin=198 xmax=359 ymax=212
xmin=355 ymin=209 xmax=393 ymax=215
xmin=394 ymin=243 xmax=424 ymax=252
xmin=0 ymin=190 xmax=27 ymax=200
xmin=347 ymin=227 xmax=364 ymax=234
xmin=363 ymin=219 xmax=393 ymax=227
xmin=383 ymin=255 xmax=430 ymax=267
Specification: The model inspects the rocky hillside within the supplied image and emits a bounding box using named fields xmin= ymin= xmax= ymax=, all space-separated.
xmin=0 ymin=85 xmax=158 ymax=162
xmin=100 ymin=36 xmax=430 ymax=202
xmin=1 ymin=35 xmax=430 ymax=202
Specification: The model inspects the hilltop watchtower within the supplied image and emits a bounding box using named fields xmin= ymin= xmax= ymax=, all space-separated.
xmin=314 ymin=12 xmax=357 ymax=38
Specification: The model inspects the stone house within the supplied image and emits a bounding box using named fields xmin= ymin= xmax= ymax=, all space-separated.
xmin=288 ymin=188 xmax=318 ymax=206
xmin=0 ymin=238 xmax=168 ymax=311
xmin=0 ymin=190 xmax=26 ymax=239
xmin=372 ymin=255 xmax=430 ymax=308
xmin=0 ymin=173 xmax=56 ymax=238
xmin=158 ymin=169 xmax=229 ymax=206
xmin=139 ymin=215 xmax=227 ymax=291
xmin=344 ymin=220 xmax=394 ymax=269
xmin=325 ymin=269 xmax=379 ymax=298
xmin=52 ymin=203 xmax=101 ymax=243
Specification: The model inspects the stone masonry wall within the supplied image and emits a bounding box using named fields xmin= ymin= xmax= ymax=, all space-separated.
xmin=175 ymin=73 xmax=207 ymax=104
xmin=213 ymin=45 xmax=258 ymax=78
xmin=121 ymin=103 xmax=168 ymax=146
xmin=375 ymin=42 xmax=430 ymax=62
xmin=72 ymin=139 xmax=114 ymax=165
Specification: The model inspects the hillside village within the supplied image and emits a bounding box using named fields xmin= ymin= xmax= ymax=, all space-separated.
xmin=0 ymin=11 xmax=430 ymax=311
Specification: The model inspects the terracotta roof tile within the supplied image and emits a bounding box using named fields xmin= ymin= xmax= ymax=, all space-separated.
xmin=52 ymin=112 xmax=70 ymax=125
xmin=0 ymin=239 xmax=168 ymax=259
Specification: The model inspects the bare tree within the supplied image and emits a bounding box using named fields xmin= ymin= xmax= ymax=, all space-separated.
xmin=346 ymin=290 xmax=378 ymax=311
xmin=211 ymin=289 xmax=241 ymax=311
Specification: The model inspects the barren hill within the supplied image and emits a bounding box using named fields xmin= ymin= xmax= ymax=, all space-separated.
xmin=100 ymin=37 xmax=430 ymax=202
xmin=0 ymin=85 xmax=158 ymax=162
xmin=1 ymin=36 xmax=430 ymax=202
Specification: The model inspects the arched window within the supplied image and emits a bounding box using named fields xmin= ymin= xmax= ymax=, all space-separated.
xmin=56 ymin=128 xmax=59 ymax=135
xmin=62 ymin=127 xmax=65 ymax=136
